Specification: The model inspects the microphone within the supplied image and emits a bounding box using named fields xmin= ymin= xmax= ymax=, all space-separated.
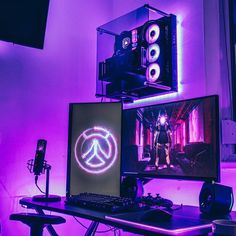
xmin=33 ymin=139 xmax=47 ymax=176
xmin=27 ymin=139 xmax=61 ymax=202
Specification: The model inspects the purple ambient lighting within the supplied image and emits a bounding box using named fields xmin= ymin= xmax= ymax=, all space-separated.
xmin=145 ymin=24 xmax=160 ymax=44
xmin=74 ymin=126 xmax=117 ymax=174
xmin=176 ymin=15 xmax=183 ymax=94
xmin=105 ymin=216 xmax=212 ymax=235
xmin=0 ymin=41 xmax=10 ymax=53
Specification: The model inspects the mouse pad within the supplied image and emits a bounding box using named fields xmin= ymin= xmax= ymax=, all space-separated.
xmin=105 ymin=210 xmax=212 ymax=235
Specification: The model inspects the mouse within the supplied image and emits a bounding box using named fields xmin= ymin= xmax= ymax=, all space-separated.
xmin=140 ymin=208 xmax=172 ymax=222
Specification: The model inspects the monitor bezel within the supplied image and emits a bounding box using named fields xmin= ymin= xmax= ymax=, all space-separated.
xmin=121 ymin=95 xmax=220 ymax=183
xmin=66 ymin=102 xmax=123 ymax=198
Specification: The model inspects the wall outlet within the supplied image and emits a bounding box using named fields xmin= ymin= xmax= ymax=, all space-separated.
xmin=222 ymin=120 xmax=236 ymax=144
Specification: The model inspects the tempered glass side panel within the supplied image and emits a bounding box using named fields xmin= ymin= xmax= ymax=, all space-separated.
xmin=96 ymin=5 xmax=177 ymax=102
xmin=96 ymin=6 xmax=149 ymax=99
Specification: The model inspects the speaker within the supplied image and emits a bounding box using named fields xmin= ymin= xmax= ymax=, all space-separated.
xmin=120 ymin=176 xmax=144 ymax=200
xmin=199 ymin=182 xmax=234 ymax=215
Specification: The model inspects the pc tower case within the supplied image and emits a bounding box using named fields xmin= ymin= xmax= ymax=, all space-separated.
xmin=96 ymin=5 xmax=177 ymax=102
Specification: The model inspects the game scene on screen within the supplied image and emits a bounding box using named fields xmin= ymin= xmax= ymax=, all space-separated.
xmin=122 ymin=97 xmax=218 ymax=179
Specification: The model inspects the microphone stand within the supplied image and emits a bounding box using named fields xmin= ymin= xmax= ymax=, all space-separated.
xmin=28 ymin=160 xmax=61 ymax=202
xmin=45 ymin=164 xmax=50 ymax=199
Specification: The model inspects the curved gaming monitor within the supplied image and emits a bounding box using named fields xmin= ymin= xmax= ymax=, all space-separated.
xmin=121 ymin=95 xmax=220 ymax=182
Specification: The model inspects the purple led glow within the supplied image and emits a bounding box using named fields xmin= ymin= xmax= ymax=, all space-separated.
xmin=146 ymin=43 xmax=160 ymax=63
xmin=132 ymin=29 xmax=138 ymax=43
xmin=82 ymin=139 xmax=107 ymax=167
xmin=1 ymin=1 xmax=222 ymax=234
xmin=182 ymin=121 xmax=186 ymax=146
xmin=160 ymin=116 xmax=166 ymax=125
xmin=74 ymin=126 xmax=117 ymax=174
xmin=124 ymin=15 xmax=183 ymax=108
xmin=105 ymin=215 xmax=212 ymax=235
xmin=0 ymin=41 xmax=11 ymax=53
xmin=176 ymin=15 xmax=183 ymax=93
xmin=145 ymin=24 xmax=160 ymax=44
xmin=146 ymin=63 xmax=160 ymax=82
xmin=122 ymin=37 xmax=130 ymax=49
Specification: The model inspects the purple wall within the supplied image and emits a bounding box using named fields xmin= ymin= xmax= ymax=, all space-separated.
xmin=0 ymin=0 xmax=114 ymax=235
xmin=0 ymin=0 xmax=234 ymax=235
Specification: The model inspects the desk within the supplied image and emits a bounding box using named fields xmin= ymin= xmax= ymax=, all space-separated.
xmin=19 ymin=197 xmax=235 ymax=236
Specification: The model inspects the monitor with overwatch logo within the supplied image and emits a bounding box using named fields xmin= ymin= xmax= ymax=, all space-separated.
xmin=66 ymin=102 xmax=122 ymax=197
xmin=121 ymin=95 xmax=220 ymax=182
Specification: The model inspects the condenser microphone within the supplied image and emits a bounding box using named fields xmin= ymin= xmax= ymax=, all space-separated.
xmin=27 ymin=139 xmax=61 ymax=202
xmin=33 ymin=139 xmax=47 ymax=176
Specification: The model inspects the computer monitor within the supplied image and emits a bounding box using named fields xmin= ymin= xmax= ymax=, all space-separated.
xmin=66 ymin=102 xmax=122 ymax=197
xmin=121 ymin=95 xmax=220 ymax=182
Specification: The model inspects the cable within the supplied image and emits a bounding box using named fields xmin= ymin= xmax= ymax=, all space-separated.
xmin=96 ymin=227 xmax=118 ymax=233
xmin=73 ymin=216 xmax=88 ymax=229
xmin=101 ymin=75 xmax=104 ymax=102
xmin=34 ymin=176 xmax=45 ymax=194
xmin=73 ymin=216 xmax=117 ymax=233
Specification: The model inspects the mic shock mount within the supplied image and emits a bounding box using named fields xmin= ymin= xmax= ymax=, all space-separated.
xmin=27 ymin=159 xmax=61 ymax=202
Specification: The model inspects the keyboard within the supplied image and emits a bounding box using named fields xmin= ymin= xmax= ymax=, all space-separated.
xmin=65 ymin=192 xmax=138 ymax=213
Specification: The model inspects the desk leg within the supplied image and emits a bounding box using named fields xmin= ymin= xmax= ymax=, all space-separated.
xmin=35 ymin=208 xmax=59 ymax=236
xmin=84 ymin=221 xmax=99 ymax=236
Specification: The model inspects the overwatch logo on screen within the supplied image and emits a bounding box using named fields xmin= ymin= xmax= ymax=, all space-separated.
xmin=74 ymin=127 xmax=118 ymax=174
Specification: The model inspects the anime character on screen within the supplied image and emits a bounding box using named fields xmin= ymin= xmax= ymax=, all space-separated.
xmin=154 ymin=110 xmax=173 ymax=169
